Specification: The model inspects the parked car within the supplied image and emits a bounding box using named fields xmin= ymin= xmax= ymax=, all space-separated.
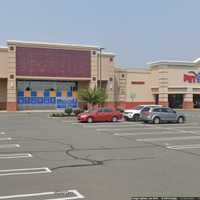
xmin=77 ymin=107 xmax=123 ymax=123
xmin=140 ymin=107 xmax=185 ymax=124
xmin=123 ymin=105 xmax=162 ymax=121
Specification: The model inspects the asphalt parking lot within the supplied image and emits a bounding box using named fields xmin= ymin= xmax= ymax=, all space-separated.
xmin=0 ymin=111 xmax=200 ymax=199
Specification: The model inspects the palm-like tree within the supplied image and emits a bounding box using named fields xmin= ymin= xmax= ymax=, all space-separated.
xmin=78 ymin=87 xmax=107 ymax=108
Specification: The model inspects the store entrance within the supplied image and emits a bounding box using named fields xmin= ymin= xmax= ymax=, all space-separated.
xmin=168 ymin=94 xmax=183 ymax=108
xmin=193 ymin=94 xmax=200 ymax=108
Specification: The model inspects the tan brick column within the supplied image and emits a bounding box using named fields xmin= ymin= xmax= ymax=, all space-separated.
xmin=158 ymin=67 xmax=168 ymax=107
xmin=183 ymin=87 xmax=193 ymax=109
xmin=90 ymin=50 xmax=98 ymax=89
xmin=7 ymin=45 xmax=17 ymax=111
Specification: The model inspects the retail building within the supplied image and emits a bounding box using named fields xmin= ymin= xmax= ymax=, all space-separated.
xmin=0 ymin=40 xmax=199 ymax=111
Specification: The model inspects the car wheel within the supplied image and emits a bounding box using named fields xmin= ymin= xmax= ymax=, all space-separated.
xmin=112 ymin=116 xmax=118 ymax=122
xmin=87 ymin=117 xmax=93 ymax=123
xmin=177 ymin=116 xmax=184 ymax=123
xmin=133 ymin=114 xmax=140 ymax=121
xmin=153 ymin=117 xmax=160 ymax=124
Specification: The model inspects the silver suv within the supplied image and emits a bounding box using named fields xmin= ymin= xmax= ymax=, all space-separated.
xmin=123 ymin=105 xmax=162 ymax=121
xmin=140 ymin=107 xmax=185 ymax=124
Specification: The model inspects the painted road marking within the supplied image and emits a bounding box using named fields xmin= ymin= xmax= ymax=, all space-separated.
xmin=137 ymin=136 xmax=200 ymax=142
xmin=0 ymin=189 xmax=84 ymax=199
xmin=167 ymin=144 xmax=200 ymax=150
xmin=0 ymin=137 xmax=12 ymax=141
xmin=114 ymin=131 xmax=187 ymax=136
xmin=167 ymin=126 xmax=200 ymax=130
xmin=96 ymin=128 xmax=121 ymax=131
xmin=0 ymin=144 xmax=20 ymax=149
xmin=96 ymin=127 xmax=170 ymax=132
xmin=0 ymin=132 xmax=5 ymax=135
xmin=0 ymin=167 xmax=51 ymax=176
xmin=0 ymin=153 xmax=32 ymax=159
xmin=84 ymin=124 xmax=153 ymax=128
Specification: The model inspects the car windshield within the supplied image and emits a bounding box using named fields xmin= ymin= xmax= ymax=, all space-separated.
xmin=85 ymin=109 xmax=98 ymax=113
xmin=134 ymin=105 xmax=144 ymax=110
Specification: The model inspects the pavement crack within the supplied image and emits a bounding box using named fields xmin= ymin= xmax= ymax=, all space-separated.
xmin=50 ymin=145 xmax=155 ymax=171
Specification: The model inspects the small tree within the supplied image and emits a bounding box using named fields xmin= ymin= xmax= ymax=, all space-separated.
xmin=78 ymin=87 xmax=107 ymax=108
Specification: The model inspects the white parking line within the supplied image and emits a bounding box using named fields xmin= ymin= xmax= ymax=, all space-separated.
xmin=0 ymin=153 xmax=32 ymax=159
xmin=114 ymin=131 xmax=188 ymax=136
xmin=0 ymin=138 xmax=12 ymax=141
xmin=167 ymin=144 xmax=200 ymax=150
xmin=0 ymin=144 xmax=20 ymax=149
xmin=0 ymin=189 xmax=84 ymax=199
xmin=96 ymin=127 xmax=170 ymax=132
xmin=0 ymin=167 xmax=51 ymax=176
xmin=137 ymin=136 xmax=200 ymax=142
xmin=96 ymin=128 xmax=121 ymax=131
xmin=84 ymin=124 xmax=154 ymax=129
xmin=0 ymin=132 xmax=5 ymax=135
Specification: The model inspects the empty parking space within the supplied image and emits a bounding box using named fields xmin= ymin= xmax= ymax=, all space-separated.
xmin=1 ymin=111 xmax=200 ymax=200
xmin=0 ymin=189 xmax=84 ymax=200
xmin=79 ymin=117 xmax=200 ymax=155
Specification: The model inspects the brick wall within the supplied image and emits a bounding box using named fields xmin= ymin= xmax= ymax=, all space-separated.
xmin=16 ymin=47 xmax=91 ymax=78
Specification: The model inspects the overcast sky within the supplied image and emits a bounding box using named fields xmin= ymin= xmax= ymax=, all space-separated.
xmin=0 ymin=0 xmax=200 ymax=68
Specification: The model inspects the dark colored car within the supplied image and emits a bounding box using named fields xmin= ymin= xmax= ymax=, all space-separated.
xmin=140 ymin=107 xmax=185 ymax=124
xmin=78 ymin=107 xmax=123 ymax=123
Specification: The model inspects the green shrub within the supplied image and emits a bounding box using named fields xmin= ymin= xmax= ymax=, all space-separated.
xmin=65 ymin=108 xmax=73 ymax=116
xmin=73 ymin=108 xmax=84 ymax=116
xmin=49 ymin=112 xmax=65 ymax=117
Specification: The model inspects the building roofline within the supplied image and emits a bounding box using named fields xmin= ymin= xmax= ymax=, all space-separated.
xmin=7 ymin=40 xmax=100 ymax=50
xmin=98 ymin=51 xmax=116 ymax=56
xmin=148 ymin=57 xmax=200 ymax=67
xmin=148 ymin=60 xmax=196 ymax=67
xmin=0 ymin=46 xmax=8 ymax=51
xmin=115 ymin=67 xmax=150 ymax=73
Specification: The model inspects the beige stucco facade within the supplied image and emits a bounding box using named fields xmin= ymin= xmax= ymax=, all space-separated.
xmin=1 ymin=40 xmax=200 ymax=111
xmin=114 ymin=60 xmax=200 ymax=109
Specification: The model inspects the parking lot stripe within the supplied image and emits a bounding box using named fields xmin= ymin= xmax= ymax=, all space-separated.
xmin=167 ymin=144 xmax=200 ymax=150
xmin=0 ymin=144 xmax=20 ymax=149
xmin=0 ymin=189 xmax=84 ymax=199
xmin=0 ymin=167 xmax=51 ymax=176
xmin=0 ymin=138 xmax=12 ymax=141
xmin=114 ymin=131 xmax=186 ymax=136
xmin=0 ymin=153 xmax=32 ymax=159
xmin=137 ymin=136 xmax=200 ymax=142
xmin=96 ymin=128 xmax=121 ymax=131
xmin=96 ymin=127 xmax=170 ymax=132
xmin=84 ymin=124 xmax=153 ymax=128
xmin=0 ymin=132 xmax=5 ymax=135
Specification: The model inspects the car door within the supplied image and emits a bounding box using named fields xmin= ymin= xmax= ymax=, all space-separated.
xmin=165 ymin=108 xmax=177 ymax=122
xmin=95 ymin=108 xmax=105 ymax=122
xmin=101 ymin=108 xmax=112 ymax=121
xmin=161 ymin=108 xmax=176 ymax=122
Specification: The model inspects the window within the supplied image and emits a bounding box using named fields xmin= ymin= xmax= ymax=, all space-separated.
xmin=134 ymin=105 xmax=144 ymax=110
xmin=141 ymin=107 xmax=150 ymax=112
xmin=153 ymin=108 xmax=161 ymax=112
xmin=161 ymin=108 xmax=173 ymax=113
xmin=103 ymin=108 xmax=113 ymax=112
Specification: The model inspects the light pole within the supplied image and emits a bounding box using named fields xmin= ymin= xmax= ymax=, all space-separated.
xmin=99 ymin=47 xmax=105 ymax=89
